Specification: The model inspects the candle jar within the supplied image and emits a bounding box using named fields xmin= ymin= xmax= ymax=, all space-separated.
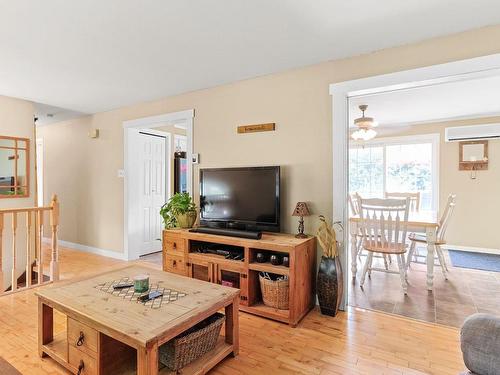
xmin=134 ymin=274 xmax=150 ymax=293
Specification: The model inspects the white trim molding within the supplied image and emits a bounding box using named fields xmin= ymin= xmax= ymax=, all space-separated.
xmin=123 ymin=109 xmax=195 ymax=261
xmin=330 ymin=53 xmax=500 ymax=310
xmin=43 ymin=238 xmax=127 ymax=260
xmin=123 ymin=109 xmax=194 ymax=129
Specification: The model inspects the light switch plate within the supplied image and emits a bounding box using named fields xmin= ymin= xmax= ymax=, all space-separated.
xmin=192 ymin=153 xmax=200 ymax=164
xmin=89 ymin=128 xmax=99 ymax=138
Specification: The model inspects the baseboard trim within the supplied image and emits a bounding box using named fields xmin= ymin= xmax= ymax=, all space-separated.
xmin=42 ymin=238 xmax=127 ymax=260
xmin=442 ymin=244 xmax=500 ymax=256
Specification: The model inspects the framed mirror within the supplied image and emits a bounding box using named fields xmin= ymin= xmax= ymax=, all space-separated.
xmin=459 ymin=140 xmax=488 ymax=171
xmin=0 ymin=135 xmax=30 ymax=198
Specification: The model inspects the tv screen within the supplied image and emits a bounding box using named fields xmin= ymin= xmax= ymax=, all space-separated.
xmin=200 ymin=166 xmax=280 ymax=232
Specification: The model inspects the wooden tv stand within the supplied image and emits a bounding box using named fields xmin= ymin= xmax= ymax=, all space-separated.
xmin=162 ymin=228 xmax=316 ymax=327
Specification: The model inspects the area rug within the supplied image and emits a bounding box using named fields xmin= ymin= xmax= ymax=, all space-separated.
xmin=448 ymin=250 xmax=500 ymax=272
xmin=0 ymin=357 xmax=21 ymax=375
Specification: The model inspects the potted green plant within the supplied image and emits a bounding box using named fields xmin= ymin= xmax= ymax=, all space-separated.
xmin=160 ymin=193 xmax=197 ymax=229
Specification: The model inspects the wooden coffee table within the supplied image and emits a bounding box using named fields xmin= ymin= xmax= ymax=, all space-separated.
xmin=36 ymin=264 xmax=240 ymax=375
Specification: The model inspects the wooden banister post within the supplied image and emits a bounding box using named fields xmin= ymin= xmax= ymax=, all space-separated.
xmin=37 ymin=210 xmax=44 ymax=284
xmin=11 ymin=212 xmax=18 ymax=291
xmin=25 ymin=211 xmax=32 ymax=288
xmin=0 ymin=213 xmax=4 ymax=292
xmin=49 ymin=195 xmax=59 ymax=282
xmin=34 ymin=208 xmax=39 ymax=265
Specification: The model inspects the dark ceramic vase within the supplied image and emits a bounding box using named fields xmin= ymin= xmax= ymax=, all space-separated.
xmin=270 ymin=254 xmax=282 ymax=266
xmin=256 ymin=252 xmax=267 ymax=263
xmin=317 ymin=256 xmax=343 ymax=317
xmin=282 ymin=256 xmax=289 ymax=267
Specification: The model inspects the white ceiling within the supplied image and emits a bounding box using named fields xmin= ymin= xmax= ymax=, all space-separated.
xmin=2 ymin=1 xmax=500 ymax=114
xmin=34 ymin=103 xmax=86 ymax=126
xmin=349 ymin=75 xmax=500 ymax=127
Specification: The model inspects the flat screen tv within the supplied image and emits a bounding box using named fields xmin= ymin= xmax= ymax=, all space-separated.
xmin=200 ymin=166 xmax=280 ymax=232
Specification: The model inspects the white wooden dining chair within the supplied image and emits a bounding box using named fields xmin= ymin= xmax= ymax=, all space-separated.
xmin=349 ymin=194 xmax=364 ymax=256
xmin=350 ymin=193 xmax=391 ymax=269
xmin=406 ymin=194 xmax=457 ymax=279
xmin=357 ymin=195 xmax=411 ymax=294
xmin=385 ymin=192 xmax=421 ymax=212
xmin=349 ymin=193 xmax=360 ymax=216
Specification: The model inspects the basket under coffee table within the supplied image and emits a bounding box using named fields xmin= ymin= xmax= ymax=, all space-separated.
xmin=36 ymin=264 xmax=240 ymax=375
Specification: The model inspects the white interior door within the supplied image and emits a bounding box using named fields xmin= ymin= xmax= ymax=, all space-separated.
xmin=138 ymin=133 xmax=167 ymax=256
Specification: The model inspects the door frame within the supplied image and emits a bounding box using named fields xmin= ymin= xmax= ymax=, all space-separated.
xmin=123 ymin=109 xmax=194 ymax=260
xmin=329 ymin=53 xmax=500 ymax=309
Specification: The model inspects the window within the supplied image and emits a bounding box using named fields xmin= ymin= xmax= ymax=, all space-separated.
xmin=349 ymin=134 xmax=439 ymax=211
xmin=349 ymin=146 xmax=384 ymax=198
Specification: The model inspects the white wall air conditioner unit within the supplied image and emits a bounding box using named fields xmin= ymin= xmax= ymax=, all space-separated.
xmin=445 ymin=123 xmax=500 ymax=142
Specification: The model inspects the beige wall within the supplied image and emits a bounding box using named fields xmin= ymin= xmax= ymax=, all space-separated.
xmin=38 ymin=25 xmax=500 ymax=255
xmin=0 ymin=95 xmax=35 ymax=208
xmin=37 ymin=117 xmax=92 ymax=242
xmin=376 ymin=117 xmax=500 ymax=250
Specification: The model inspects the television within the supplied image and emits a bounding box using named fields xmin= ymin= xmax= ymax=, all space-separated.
xmin=200 ymin=166 xmax=280 ymax=232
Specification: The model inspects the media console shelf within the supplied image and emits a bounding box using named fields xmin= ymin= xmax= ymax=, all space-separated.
xmin=162 ymin=229 xmax=316 ymax=327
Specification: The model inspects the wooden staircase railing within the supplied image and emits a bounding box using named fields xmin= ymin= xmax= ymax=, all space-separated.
xmin=0 ymin=195 xmax=59 ymax=293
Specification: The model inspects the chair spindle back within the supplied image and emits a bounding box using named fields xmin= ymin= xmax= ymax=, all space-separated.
xmin=357 ymin=194 xmax=410 ymax=251
xmin=437 ymin=194 xmax=456 ymax=243
xmin=385 ymin=192 xmax=420 ymax=212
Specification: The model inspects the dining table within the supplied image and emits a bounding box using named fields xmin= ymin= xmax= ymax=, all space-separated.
xmin=349 ymin=210 xmax=439 ymax=290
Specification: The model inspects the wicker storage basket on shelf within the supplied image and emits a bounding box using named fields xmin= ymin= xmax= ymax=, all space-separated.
xmin=259 ymin=273 xmax=289 ymax=310
xmin=159 ymin=312 xmax=225 ymax=371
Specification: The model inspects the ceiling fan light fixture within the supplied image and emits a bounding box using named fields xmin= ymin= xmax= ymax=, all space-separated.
xmin=352 ymin=128 xmax=377 ymax=141
xmin=352 ymin=104 xmax=378 ymax=140
xmin=354 ymin=116 xmax=378 ymax=129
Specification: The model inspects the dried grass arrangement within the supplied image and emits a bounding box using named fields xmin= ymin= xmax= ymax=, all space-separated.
xmin=316 ymin=215 xmax=339 ymax=258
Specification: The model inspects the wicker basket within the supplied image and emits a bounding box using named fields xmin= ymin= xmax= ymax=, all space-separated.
xmin=159 ymin=312 xmax=225 ymax=371
xmin=259 ymin=274 xmax=289 ymax=310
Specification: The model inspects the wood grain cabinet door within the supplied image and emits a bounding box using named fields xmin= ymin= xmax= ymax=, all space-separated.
xmin=187 ymin=260 xmax=214 ymax=283
xmin=214 ymin=265 xmax=248 ymax=305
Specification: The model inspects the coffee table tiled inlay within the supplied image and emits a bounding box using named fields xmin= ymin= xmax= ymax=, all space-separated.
xmin=36 ymin=264 xmax=240 ymax=375
xmin=93 ymin=277 xmax=188 ymax=309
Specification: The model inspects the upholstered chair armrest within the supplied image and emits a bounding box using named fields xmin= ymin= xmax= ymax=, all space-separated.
xmin=460 ymin=313 xmax=500 ymax=375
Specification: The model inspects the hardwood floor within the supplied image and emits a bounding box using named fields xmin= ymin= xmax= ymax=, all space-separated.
xmin=0 ymin=246 xmax=466 ymax=374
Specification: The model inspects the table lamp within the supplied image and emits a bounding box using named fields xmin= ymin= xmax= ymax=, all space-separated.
xmin=292 ymin=202 xmax=310 ymax=238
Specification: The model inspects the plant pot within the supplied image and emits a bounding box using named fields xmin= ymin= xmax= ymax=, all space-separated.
xmin=175 ymin=211 xmax=197 ymax=229
xmin=317 ymin=255 xmax=343 ymax=317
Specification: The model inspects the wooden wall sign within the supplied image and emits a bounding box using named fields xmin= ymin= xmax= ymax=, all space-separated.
xmin=237 ymin=123 xmax=275 ymax=134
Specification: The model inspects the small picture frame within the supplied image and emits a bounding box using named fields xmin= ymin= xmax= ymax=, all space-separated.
xmin=459 ymin=140 xmax=488 ymax=171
